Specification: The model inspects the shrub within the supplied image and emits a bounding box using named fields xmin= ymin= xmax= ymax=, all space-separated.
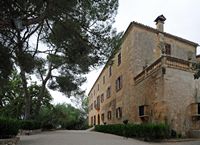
xmin=19 ymin=120 xmax=41 ymax=130
xmin=41 ymin=123 xmax=54 ymax=130
xmin=0 ymin=117 xmax=20 ymax=139
xmin=95 ymin=123 xmax=170 ymax=140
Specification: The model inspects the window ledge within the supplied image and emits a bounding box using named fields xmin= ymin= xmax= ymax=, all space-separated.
xmin=192 ymin=114 xmax=200 ymax=117
xmin=139 ymin=115 xmax=149 ymax=118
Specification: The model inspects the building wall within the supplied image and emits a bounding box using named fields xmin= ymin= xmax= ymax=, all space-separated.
xmin=133 ymin=68 xmax=165 ymax=124
xmin=88 ymin=22 xmax=199 ymax=135
xmin=163 ymin=68 xmax=200 ymax=135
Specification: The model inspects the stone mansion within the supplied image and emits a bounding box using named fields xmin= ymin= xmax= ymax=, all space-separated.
xmin=88 ymin=15 xmax=200 ymax=136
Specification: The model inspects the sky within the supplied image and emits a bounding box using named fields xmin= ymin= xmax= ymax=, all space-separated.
xmin=52 ymin=0 xmax=200 ymax=104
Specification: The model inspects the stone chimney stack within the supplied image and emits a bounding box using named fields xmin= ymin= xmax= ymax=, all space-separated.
xmin=154 ymin=15 xmax=166 ymax=32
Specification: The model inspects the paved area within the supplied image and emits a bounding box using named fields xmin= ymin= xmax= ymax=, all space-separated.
xmin=19 ymin=130 xmax=200 ymax=145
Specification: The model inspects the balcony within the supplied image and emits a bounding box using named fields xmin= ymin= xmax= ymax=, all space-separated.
xmin=134 ymin=55 xmax=193 ymax=84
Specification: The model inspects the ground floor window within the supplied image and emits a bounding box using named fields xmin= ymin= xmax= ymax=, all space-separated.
xmin=107 ymin=111 xmax=112 ymax=120
xmin=94 ymin=115 xmax=96 ymax=125
xmin=101 ymin=113 xmax=104 ymax=122
xmin=139 ymin=105 xmax=144 ymax=116
xmin=116 ymin=107 xmax=122 ymax=119
xmin=91 ymin=116 xmax=93 ymax=126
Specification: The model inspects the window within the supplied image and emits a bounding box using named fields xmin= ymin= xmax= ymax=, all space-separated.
xmin=139 ymin=105 xmax=144 ymax=116
xmin=107 ymin=111 xmax=112 ymax=120
xmin=106 ymin=86 xmax=111 ymax=98
xmin=94 ymin=115 xmax=96 ymax=125
xmin=101 ymin=93 xmax=104 ymax=103
xmin=97 ymin=84 xmax=99 ymax=91
xmin=198 ymin=103 xmax=200 ymax=114
xmin=97 ymin=96 xmax=100 ymax=109
xmin=91 ymin=116 xmax=93 ymax=126
xmin=116 ymin=76 xmax=122 ymax=91
xmin=94 ymin=100 xmax=97 ymax=109
xmin=94 ymin=90 xmax=95 ymax=96
xmin=103 ymin=76 xmax=105 ymax=84
xmin=90 ymin=103 xmax=93 ymax=111
xmin=116 ymin=107 xmax=122 ymax=119
xmin=118 ymin=52 xmax=121 ymax=66
xmin=101 ymin=113 xmax=104 ymax=122
xmin=109 ymin=66 xmax=112 ymax=77
xmin=164 ymin=43 xmax=171 ymax=55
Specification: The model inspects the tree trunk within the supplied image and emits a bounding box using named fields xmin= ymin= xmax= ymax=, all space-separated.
xmin=16 ymin=32 xmax=31 ymax=120
xmin=34 ymin=82 xmax=45 ymax=116
xmin=20 ymin=66 xmax=31 ymax=119
xmin=34 ymin=64 xmax=52 ymax=116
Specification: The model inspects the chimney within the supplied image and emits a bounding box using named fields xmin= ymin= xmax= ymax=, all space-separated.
xmin=154 ymin=15 xmax=166 ymax=32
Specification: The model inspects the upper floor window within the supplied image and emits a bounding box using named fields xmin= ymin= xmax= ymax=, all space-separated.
xmin=109 ymin=66 xmax=112 ymax=77
xmin=118 ymin=52 xmax=121 ymax=66
xmin=97 ymin=96 xmax=100 ymax=109
xmin=90 ymin=103 xmax=93 ymax=111
xmin=101 ymin=93 xmax=104 ymax=103
xmin=94 ymin=100 xmax=97 ymax=109
xmin=107 ymin=111 xmax=112 ymax=120
xmin=97 ymin=84 xmax=99 ymax=91
xmin=198 ymin=103 xmax=200 ymax=114
xmin=116 ymin=76 xmax=122 ymax=91
xmin=164 ymin=43 xmax=171 ymax=55
xmin=94 ymin=89 xmax=95 ymax=96
xmin=106 ymin=86 xmax=111 ymax=98
xmin=103 ymin=76 xmax=105 ymax=84
xmin=116 ymin=107 xmax=122 ymax=119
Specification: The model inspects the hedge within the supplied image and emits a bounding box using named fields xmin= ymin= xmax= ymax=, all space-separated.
xmin=19 ymin=120 xmax=41 ymax=130
xmin=0 ymin=117 xmax=20 ymax=139
xmin=95 ymin=123 xmax=170 ymax=140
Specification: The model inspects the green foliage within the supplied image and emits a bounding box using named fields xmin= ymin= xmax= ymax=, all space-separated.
xmin=95 ymin=123 xmax=170 ymax=140
xmin=0 ymin=117 xmax=20 ymax=139
xmin=36 ymin=103 xmax=88 ymax=130
xmin=0 ymin=71 xmax=24 ymax=118
xmin=0 ymin=71 xmax=53 ymax=119
xmin=0 ymin=0 xmax=121 ymax=119
xmin=0 ymin=44 xmax=13 ymax=82
xmin=19 ymin=120 xmax=41 ymax=130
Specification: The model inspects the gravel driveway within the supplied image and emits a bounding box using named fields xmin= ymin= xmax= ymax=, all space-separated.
xmin=18 ymin=130 xmax=200 ymax=145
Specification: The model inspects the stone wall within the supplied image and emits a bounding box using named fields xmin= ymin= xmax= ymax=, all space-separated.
xmin=0 ymin=137 xmax=19 ymax=145
xmin=163 ymin=68 xmax=200 ymax=135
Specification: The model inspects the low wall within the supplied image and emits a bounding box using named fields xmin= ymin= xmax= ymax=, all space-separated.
xmin=0 ymin=137 xmax=19 ymax=145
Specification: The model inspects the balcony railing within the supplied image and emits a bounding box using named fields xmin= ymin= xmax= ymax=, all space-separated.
xmin=134 ymin=55 xmax=193 ymax=84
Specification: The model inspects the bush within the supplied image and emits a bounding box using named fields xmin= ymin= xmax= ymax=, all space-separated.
xmin=41 ymin=123 xmax=54 ymax=130
xmin=95 ymin=123 xmax=170 ymax=140
xmin=0 ymin=117 xmax=20 ymax=139
xmin=19 ymin=120 xmax=41 ymax=130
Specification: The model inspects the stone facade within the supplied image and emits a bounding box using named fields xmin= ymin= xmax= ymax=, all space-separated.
xmin=88 ymin=16 xmax=200 ymax=136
